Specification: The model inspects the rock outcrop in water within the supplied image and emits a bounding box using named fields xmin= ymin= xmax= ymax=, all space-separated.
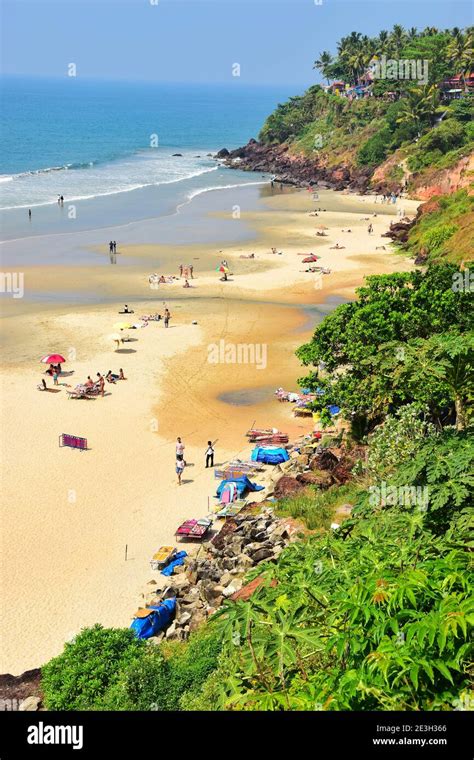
xmin=217 ymin=139 xmax=373 ymax=193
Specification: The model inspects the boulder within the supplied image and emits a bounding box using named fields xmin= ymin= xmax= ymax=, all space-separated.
xmin=216 ymin=148 xmax=230 ymax=158
xmin=274 ymin=475 xmax=305 ymax=498
xmin=19 ymin=696 xmax=41 ymax=711
xmin=251 ymin=548 xmax=274 ymax=563
xmin=177 ymin=612 xmax=192 ymax=627
xmin=189 ymin=610 xmax=207 ymax=632
xmin=296 ymin=470 xmax=333 ymax=489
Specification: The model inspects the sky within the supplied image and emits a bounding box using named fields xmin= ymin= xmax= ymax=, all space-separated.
xmin=1 ymin=0 xmax=472 ymax=86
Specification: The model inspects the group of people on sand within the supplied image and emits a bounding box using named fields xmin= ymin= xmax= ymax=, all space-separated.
xmin=179 ymin=264 xmax=194 ymax=279
xmin=148 ymin=273 xmax=179 ymax=287
xmin=175 ymin=436 xmax=215 ymax=485
xmin=109 ymin=241 xmax=118 ymax=253
xmin=83 ymin=369 xmax=126 ymax=397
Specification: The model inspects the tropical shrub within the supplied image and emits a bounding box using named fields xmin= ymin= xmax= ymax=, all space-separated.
xmin=41 ymin=625 xmax=146 ymax=710
xmin=210 ymin=507 xmax=473 ymax=711
xmin=367 ymin=405 xmax=436 ymax=478
xmin=101 ymin=628 xmax=222 ymax=711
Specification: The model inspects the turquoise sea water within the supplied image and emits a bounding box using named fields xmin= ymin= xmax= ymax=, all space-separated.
xmin=0 ymin=77 xmax=296 ymax=213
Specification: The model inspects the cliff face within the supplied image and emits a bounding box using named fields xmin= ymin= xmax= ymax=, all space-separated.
xmin=410 ymin=153 xmax=474 ymax=201
xmin=220 ymin=140 xmax=474 ymax=200
xmin=219 ymin=139 xmax=373 ymax=193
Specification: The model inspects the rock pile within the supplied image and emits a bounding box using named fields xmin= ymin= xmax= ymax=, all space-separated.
xmin=142 ymin=508 xmax=301 ymax=643
xmin=268 ymin=440 xmax=362 ymax=499
xmin=216 ymin=139 xmax=373 ymax=193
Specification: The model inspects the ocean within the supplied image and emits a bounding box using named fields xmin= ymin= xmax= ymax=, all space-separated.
xmin=0 ymin=78 xmax=296 ymax=216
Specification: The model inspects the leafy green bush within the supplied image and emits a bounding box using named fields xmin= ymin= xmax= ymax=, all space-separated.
xmin=368 ymin=405 xmax=436 ymax=479
xmin=102 ymin=628 xmax=222 ymax=711
xmin=276 ymin=484 xmax=361 ymax=530
xmin=211 ymin=504 xmax=473 ymax=710
xmin=41 ymin=625 xmax=146 ymax=710
xmin=423 ymin=223 xmax=459 ymax=253
xmin=357 ymin=128 xmax=392 ymax=166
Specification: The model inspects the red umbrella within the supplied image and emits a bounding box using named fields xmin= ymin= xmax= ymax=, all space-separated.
xmin=302 ymin=255 xmax=320 ymax=263
xmin=41 ymin=354 xmax=66 ymax=364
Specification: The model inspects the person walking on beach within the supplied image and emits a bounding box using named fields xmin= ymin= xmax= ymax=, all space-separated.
xmin=97 ymin=372 xmax=105 ymax=397
xmin=368 ymin=223 xmax=373 ymax=234
xmin=28 ymin=209 xmax=32 ymax=220
xmin=179 ymin=264 xmax=183 ymax=277
xmin=176 ymin=458 xmax=185 ymax=485
xmin=189 ymin=265 xmax=194 ymax=279
xmin=205 ymin=441 xmax=215 ymax=468
xmin=164 ymin=307 xmax=171 ymax=328
xmin=109 ymin=241 xmax=114 ymax=254
xmin=176 ymin=436 xmax=186 ymax=467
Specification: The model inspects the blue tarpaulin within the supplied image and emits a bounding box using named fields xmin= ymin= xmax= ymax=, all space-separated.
xmin=251 ymin=447 xmax=290 ymax=465
xmin=216 ymin=475 xmax=264 ymax=498
xmin=328 ymin=405 xmax=340 ymax=416
xmin=130 ymin=598 xmax=176 ymax=640
xmin=161 ymin=550 xmax=187 ymax=576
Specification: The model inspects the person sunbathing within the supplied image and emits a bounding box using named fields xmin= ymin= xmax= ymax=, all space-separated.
xmin=119 ymin=368 xmax=126 ymax=380
xmin=330 ymin=243 xmax=345 ymax=250
xmin=85 ymin=376 xmax=94 ymax=388
xmin=106 ymin=370 xmax=117 ymax=384
xmin=183 ymin=279 xmax=190 ymax=288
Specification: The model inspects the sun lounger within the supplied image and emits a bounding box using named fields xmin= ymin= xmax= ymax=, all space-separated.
xmin=215 ymin=500 xmax=247 ymax=518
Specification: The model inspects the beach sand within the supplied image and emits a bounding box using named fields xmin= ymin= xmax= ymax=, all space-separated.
xmin=0 ymin=188 xmax=419 ymax=673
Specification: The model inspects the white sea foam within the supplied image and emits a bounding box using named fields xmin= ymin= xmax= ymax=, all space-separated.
xmin=0 ymin=151 xmax=221 ymax=210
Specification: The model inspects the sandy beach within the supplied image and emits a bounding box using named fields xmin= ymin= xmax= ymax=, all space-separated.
xmin=0 ymin=186 xmax=419 ymax=674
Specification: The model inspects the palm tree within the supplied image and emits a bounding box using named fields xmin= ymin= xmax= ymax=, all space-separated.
xmin=447 ymin=30 xmax=474 ymax=92
xmin=396 ymin=86 xmax=440 ymax=136
xmin=408 ymin=27 xmax=418 ymax=40
xmin=422 ymin=26 xmax=439 ymax=37
xmin=376 ymin=30 xmax=390 ymax=55
xmin=390 ymin=24 xmax=407 ymax=56
xmin=313 ymin=51 xmax=333 ymax=84
xmin=348 ymin=48 xmax=370 ymax=84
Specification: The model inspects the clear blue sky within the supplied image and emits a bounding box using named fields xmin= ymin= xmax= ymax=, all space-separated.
xmin=2 ymin=0 xmax=472 ymax=85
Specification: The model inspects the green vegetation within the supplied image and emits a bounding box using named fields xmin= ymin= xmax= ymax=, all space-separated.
xmin=275 ymin=483 xmax=362 ymax=531
xmin=297 ymin=264 xmax=472 ymax=432
xmin=404 ymin=189 xmax=474 ymax=264
xmin=42 ymin=625 xmax=145 ymax=710
xmin=101 ymin=629 xmax=221 ymax=711
xmin=41 ymin=264 xmax=473 ymax=712
xmin=260 ymin=25 xmax=473 ymax=192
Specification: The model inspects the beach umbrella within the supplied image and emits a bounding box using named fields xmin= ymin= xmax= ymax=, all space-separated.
xmin=316 ymin=224 xmax=329 ymax=230
xmin=41 ymin=354 xmax=66 ymax=364
xmin=113 ymin=322 xmax=132 ymax=330
xmin=216 ymin=265 xmax=229 ymax=273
